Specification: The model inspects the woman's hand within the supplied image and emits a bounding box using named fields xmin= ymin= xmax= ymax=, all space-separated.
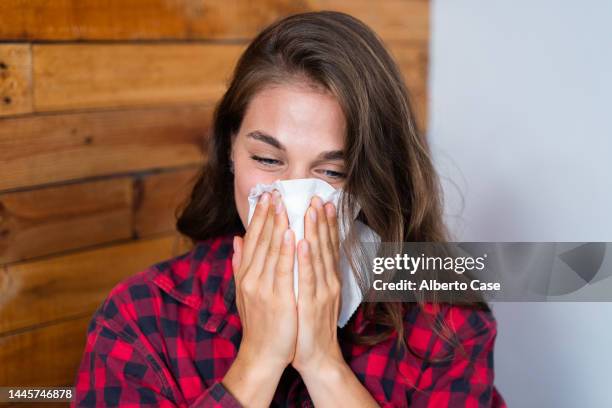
xmin=291 ymin=196 xmax=381 ymax=408
xmin=291 ymin=195 xmax=345 ymax=377
xmin=222 ymin=190 xmax=297 ymax=408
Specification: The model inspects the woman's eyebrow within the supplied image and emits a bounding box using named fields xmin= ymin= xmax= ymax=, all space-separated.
xmin=316 ymin=150 xmax=344 ymax=161
xmin=246 ymin=130 xmax=344 ymax=160
xmin=246 ymin=130 xmax=286 ymax=151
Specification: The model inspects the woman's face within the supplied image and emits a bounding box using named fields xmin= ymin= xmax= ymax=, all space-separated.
xmin=231 ymin=83 xmax=347 ymax=228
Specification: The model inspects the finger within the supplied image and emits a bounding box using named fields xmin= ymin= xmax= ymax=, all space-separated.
xmin=231 ymin=236 xmax=243 ymax=276
xmin=297 ymin=239 xmax=315 ymax=300
xmin=247 ymin=194 xmax=276 ymax=280
xmin=274 ymin=228 xmax=295 ymax=297
xmin=261 ymin=191 xmax=289 ymax=289
xmin=232 ymin=236 xmax=246 ymax=315
xmin=324 ymin=202 xmax=340 ymax=264
xmin=312 ymin=196 xmax=336 ymax=288
xmin=241 ymin=192 xmax=272 ymax=277
xmin=304 ymin=200 xmax=326 ymax=289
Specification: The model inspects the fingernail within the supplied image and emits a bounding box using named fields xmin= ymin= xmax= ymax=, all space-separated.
xmin=309 ymin=207 xmax=317 ymax=222
xmin=284 ymin=229 xmax=292 ymax=243
xmin=260 ymin=192 xmax=270 ymax=204
xmin=312 ymin=196 xmax=323 ymax=208
xmin=325 ymin=203 xmax=335 ymax=218
xmin=302 ymin=240 xmax=309 ymax=254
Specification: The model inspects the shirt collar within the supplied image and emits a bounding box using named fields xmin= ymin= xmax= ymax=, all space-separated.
xmin=150 ymin=233 xmax=239 ymax=335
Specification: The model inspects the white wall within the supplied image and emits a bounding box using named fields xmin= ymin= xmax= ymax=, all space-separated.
xmin=428 ymin=1 xmax=612 ymax=407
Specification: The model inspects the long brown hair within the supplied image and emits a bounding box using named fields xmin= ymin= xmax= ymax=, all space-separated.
xmin=176 ymin=10 xmax=488 ymax=366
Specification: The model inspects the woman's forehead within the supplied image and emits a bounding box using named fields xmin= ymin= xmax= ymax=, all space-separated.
xmin=240 ymin=85 xmax=346 ymax=151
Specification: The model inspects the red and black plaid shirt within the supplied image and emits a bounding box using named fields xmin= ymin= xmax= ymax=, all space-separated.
xmin=72 ymin=232 xmax=507 ymax=407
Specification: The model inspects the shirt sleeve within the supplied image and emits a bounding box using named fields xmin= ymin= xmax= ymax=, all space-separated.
xmin=72 ymin=314 xmax=243 ymax=408
xmin=409 ymin=306 xmax=507 ymax=408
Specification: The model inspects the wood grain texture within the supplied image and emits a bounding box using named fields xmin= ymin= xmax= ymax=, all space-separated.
xmin=0 ymin=0 xmax=428 ymax=43
xmin=0 ymin=0 xmax=430 ymax=390
xmin=0 ymin=104 xmax=210 ymax=191
xmin=0 ymin=44 xmax=32 ymax=117
xmin=0 ymin=178 xmax=133 ymax=264
xmin=33 ymin=43 xmax=245 ymax=112
xmin=30 ymin=42 xmax=426 ymax=117
xmin=310 ymin=0 xmax=429 ymax=44
xmin=0 ymin=0 xmax=304 ymax=41
xmin=0 ymin=234 xmax=192 ymax=335
xmin=133 ymin=167 xmax=200 ymax=238
xmin=0 ymin=315 xmax=90 ymax=386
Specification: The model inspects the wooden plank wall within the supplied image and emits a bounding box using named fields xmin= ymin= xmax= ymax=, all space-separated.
xmin=0 ymin=0 xmax=430 ymax=390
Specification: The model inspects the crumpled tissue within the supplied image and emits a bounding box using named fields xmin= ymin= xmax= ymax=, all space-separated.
xmin=246 ymin=178 xmax=380 ymax=327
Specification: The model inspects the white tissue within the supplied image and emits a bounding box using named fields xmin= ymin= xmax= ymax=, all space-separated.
xmin=246 ymin=178 xmax=380 ymax=327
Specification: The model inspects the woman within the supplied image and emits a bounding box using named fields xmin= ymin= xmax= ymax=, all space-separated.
xmin=73 ymin=11 xmax=507 ymax=407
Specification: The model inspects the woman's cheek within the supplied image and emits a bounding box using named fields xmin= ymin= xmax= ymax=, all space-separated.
xmin=233 ymin=169 xmax=270 ymax=227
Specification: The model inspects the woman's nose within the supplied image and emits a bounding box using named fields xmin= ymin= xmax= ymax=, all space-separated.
xmin=284 ymin=168 xmax=311 ymax=181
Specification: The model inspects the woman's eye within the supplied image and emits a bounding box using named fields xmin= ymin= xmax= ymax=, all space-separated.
xmin=320 ymin=169 xmax=346 ymax=179
xmin=250 ymin=155 xmax=281 ymax=166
